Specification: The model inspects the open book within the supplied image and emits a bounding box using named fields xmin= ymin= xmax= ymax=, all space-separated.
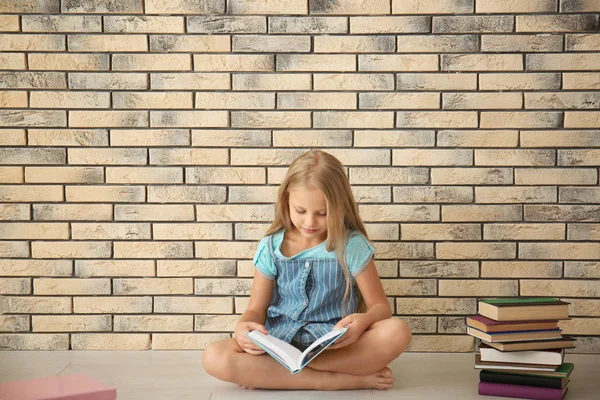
xmin=246 ymin=327 xmax=348 ymax=374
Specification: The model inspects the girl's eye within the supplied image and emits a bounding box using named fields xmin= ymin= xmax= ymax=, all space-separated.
xmin=319 ymin=214 xmax=327 ymax=217
xmin=296 ymin=209 xmax=305 ymax=214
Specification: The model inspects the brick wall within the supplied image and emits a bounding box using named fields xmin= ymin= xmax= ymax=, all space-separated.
xmin=0 ymin=0 xmax=599 ymax=352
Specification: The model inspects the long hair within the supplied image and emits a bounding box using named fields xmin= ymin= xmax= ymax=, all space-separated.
xmin=264 ymin=150 xmax=369 ymax=314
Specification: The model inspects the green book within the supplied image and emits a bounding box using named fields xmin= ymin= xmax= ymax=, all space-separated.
xmin=478 ymin=298 xmax=570 ymax=321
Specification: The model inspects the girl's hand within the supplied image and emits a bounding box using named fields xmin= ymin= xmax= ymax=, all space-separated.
xmin=234 ymin=322 xmax=268 ymax=355
xmin=327 ymin=313 xmax=372 ymax=350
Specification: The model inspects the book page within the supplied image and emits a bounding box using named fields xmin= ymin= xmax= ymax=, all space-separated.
xmin=299 ymin=327 xmax=347 ymax=369
xmin=246 ymin=331 xmax=303 ymax=371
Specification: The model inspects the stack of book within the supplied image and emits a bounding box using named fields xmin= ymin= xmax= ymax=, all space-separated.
xmin=466 ymin=297 xmax=576 ymax=400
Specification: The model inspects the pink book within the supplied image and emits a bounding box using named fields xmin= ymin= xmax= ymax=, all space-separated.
xmin=0 ymin=374 xmax=116 ymax=400
xmin=479 ymin=381 xmax=567 ymax=400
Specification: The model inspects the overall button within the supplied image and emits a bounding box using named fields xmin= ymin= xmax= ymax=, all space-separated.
xmin=304 ymin=261 xmax=310 ymax=267
xmin=302 ymin=301 xmax=307 ymax=306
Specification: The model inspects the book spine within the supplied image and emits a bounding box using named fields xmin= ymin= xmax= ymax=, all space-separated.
xmin=478 ymin=382 xmax=564 ymax=400
xmin=480 ymin=370 xmax=562 ymax=389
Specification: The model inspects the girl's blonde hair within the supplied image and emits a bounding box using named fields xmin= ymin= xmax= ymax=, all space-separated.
xmin=265 ymin=150 xmax=369 ymax=314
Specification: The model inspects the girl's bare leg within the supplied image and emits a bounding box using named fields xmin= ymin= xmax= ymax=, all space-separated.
xmin=202 ymin=338 xmax=394 ymax=390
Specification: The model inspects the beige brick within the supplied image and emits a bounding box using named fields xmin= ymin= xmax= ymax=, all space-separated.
xmin=516 ymin=168 xmax=597 ymax=185
xmin=0 ymin=334 xmax=68 ymax=350
xmin=569 ymin=225 xmax=600 ymax=241
xmin=560 ymin=188 xmax=600 ymax=204
xmin=75 ymin=260 xmax=154 ymax=277
xmin=437 ymin=243 xmax=516 ymax=260
xmin=150 ymin=35 xmax=230 ymax=52
xmin=526 ymin=92 xmax=600 ymax=109
xmin=402 ymin=224 xmax=480 ymax=241
xmin=72 ymin=223 xmax=151 ymax=240
xmin=520 ymin=243 xmax=600 ymax=260
xmin=382 ymin=279 xmax=436 ymax=295
xmin=521 ymin=280 xmax=600 ymax=297
xmin=316 ymin=36 xmax=395 ymax=53
xmin=407 ymin=335 xmax=474 ymax=352
xmin=517 ymin=15 xmax=599 ymax=32
xmin=22 ymin=15 xmax=101 ymax=32
xmin=31 ymin=91 xmax=109 ymax=109
xmin=147 ymin=187 xmax=226 ymax=203
xmin=355 ymin=130 xmax=434 ymax=147
xmin=68 ymin=148 xmax=146 ymax=165
xmin=567 ymin=299 xmax=600 ymax=317
xmin=438 ymin=130 xmax=518 ymax=147
xmin=231 ymin=111 xmax=310 ymax=128
xmin=526 ymin=205 xmax=600 ymax=222
xmin=195 ymin=205 xmax=274 ymax=222
xmin=0 ymin=15 xmax=19 ymax=31
xmin=32 ymin=242 xmax=111 ymax=259
xmin=227 ymin=149 xmax=301 ymax=166
xmin=154 ymin=223 xmax=232 ymax=240
xmin=476 ymin=186 xmax=557 ymax=203
xmin=111 ymin=129 xmax=189 ymax=147
xmin=360 ymin=55 xmax=438 ymax=71
xmin=434 ymin=16 xmax=514 ymax=33
xmin=481 ymin=112 xmax=561 ymax=128
xmin=105 ymin=167 xmax=182 ymax=184
xmin=394 ymin=186 xmax=472 ymax=203
xmin=62 ymin=0 xmax=143 ymax=13
xmin=194 ymin=54 xmax=273 ymax=72
xmin=186 ymin=167 xmax=264 ymax=184
xmin=195 ymin=278 xmax=253 ymax=295
xmin=33 ymin=315 xmax=111 ymax=332
xmin=233 ymin=35 xmax=310 ymax=52
xmin=194 ymin=130 xmax=268 ymax=147
xmin=314 ymin=111 xmax=394 ymax=128
xmin=352 ymin=17 xmax=429 ymax=34
xmin=0 ymin=71 xmax=63 ymax=88
xmin=0 ymin=91 xmax=27 ymax=108
xmin=115 ymin=205 xmax=195 ymax=221
xmin=561 ymin=0 xmax=600 ymax=12
xmin=34 ymin=278 xmax=110 ymax=295
xmin=149 ymin=148 xmax=228 ymax=165
xmin=146 ymin=0 xmax=224 ymax=13
xmin=325 ymin=149 xmax=390 ymax=166
xmin=114 ymin=278 xmax=193 ymax=295
xmin=311 ymin=0 xmax=389 ymax=14
xmin=560 ymin=318 xmax=600 ymax=335
xmin=0 ymin=34 xmax=65 ymax=51
xmin=280 ymin=93 xmax=355 ymax=110
xmin=113 ymin=92 xmax=192 ymax=109
xmin=115 ymin=315 xmax=192 ymax=332
xmin=476 ymin=0 xmax=557 ymax=12
xmin=69 ymin=111 xmax=148 ymax=128
xmin=273 ymin=130 xmax=352 ymax=146
xmin=68 ymin=34 xmax=147 ymax=52
xmin=0 ymin=54 xmax=26 ymax=70
xmin=522 ymin=130 xmax=600 ymax=148
xmin=374 ymin=260 xmax=399 ymax=277
xmin=29 ymin=130 xmax=108 ymax=146
xmin=157 ymin=260 xmax=235 ymax=276
xmin=0 ymin=129 xmax=26 ymax=145
xmin=74 ymin=297 xmax=152 ymax=314
xmin=154 ymin=296 xmax=233 ymax=314
xmin=237 ymin=261 xmax=254 ymax=278
xmin=235 ymin=223 xmax=270 ymax=240
xmin=565 ymin=261 xmax=600 ymax=279
xmin=105 ymin=16 xmax=185 ymax=33
xmin=484 ymin=223 xmax=564 ymax=241
xmin=0 ymin=167 xmax=22 ymax=183
xmin=277 ymin=54 xmax=355 ymax=72
xmin=113 ymin=54 xmax=191 ymax=71
xmin=267 ymin=168 xmax=288 ymax=184
xmin=482 ymin=35 xmax=563 ymax=52
xmin=0 ymin=241 xmax=29 ymax=258
xmin=439 ymin=317 xmax=469 ymax=334
xmin=152 ymin=333 xmax=229 ymax=350
xmin=563 ymin=73 xmax=600 ymax=89
xmin=188 ymin=16 xmax=266 ymax=33
xmin=392 ymin=0 xmax=473 ymax=13
xmin=528 ymin=54 xmax=600 ymax=71
xmin=442 ymin=205 xmax=522 ymax=222
xmin=560 ymin=150 xmax=600 ymax=166
xmin=442 ymin=54 xmax=522 ymax=71
xmin=396 ymin=297 xmax=476 ymax=314
xmin=0 ymin=316 xmax=29 ymax=332
xmin=233 ymin=73 xmax=310 ymax=91
xmin=69 ymin=73 xmax=147 ymax=90
xmin=0 ymin=223 xmax=69 ymax=240
xmin=475 ymin=150 xmax=555 ymax=166
xmin=71 ymin=334 xmax=150 ymax=350
xmin=196 ymin=92 xmax=274 ymax=109
xmin=400 ymin=261 xmax=479 ymax=277
xmin=397 ymin=73 xmax=477 ymax=90
xmin=360 ymin=205 xmax=439 ymax=222
xmin=444 ymin=93 xmax=522 ymax=109
xmin=565 ymin=111 xmax=600 ymax=128
xmin=270 ymin=17 xmax=346 ymax=34
xmin=482 ymin=261 xmax=563 ymax=278
xmin=229 ymin=0 xmax=306 ymax=14
xmin=440 ymin=279 xmax=518 ymax=296
xmin=151 ymin=73 xmax=229 ymax=90
xmin=33 ymin=204 xmax=112 ymax=221
xmin=0 ymin=186 xmax=63 ymax=202
xmin=0 ymin=277 xmax=31 ymax=294
xmin=229 ymin=186 xmax=278 ymax=203
xmin=315 ymin=74 xmax=394 ymax=91
xmin=0 ymin=0 xmax=58 ymax=12
xmin=397 ymin=112 xmax=477 ymax=128
xmin=0 ymin=110 xmax=66 ymax=127
xmin=30 ymin=54 xmax=110 ymax=73
xmin=0 ymin=205 xmax=30 ymax=220
xmin=399 ymin=35 xmax=478 ymax=54
xmin=392 ymin=149 xmax=472 ymax=166
xmin=351 ymin=168 xmax=429 ymax=185
xmin=150 ymin=111 xmax=228 ymax=128
xmin=66 ymin=186 xmax=145 ymax=203
xmin=360 ymin=93 xmax=439 ymax=109
xmin=195 ymin=315 xmax=238 ymax=332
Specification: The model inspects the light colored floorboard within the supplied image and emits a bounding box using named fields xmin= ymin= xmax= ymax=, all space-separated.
xmin=1 ymin=351 xmax=598 ymax=399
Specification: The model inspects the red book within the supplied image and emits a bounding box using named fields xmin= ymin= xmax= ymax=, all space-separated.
xmin=467 ymin=315 xmax=559 ymax=333
xmin=479 ymin=381 xmax=568 ymax=400
xmin=0 ymin=374 xmax=116 ymax=400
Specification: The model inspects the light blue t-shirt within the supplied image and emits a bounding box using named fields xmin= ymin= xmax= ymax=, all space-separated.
xmin=253 ymin=230 xmax=375 ymax=280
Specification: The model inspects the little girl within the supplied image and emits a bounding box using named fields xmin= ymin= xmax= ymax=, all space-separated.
xmin=202 ymin=150 xmax=412 ymax=390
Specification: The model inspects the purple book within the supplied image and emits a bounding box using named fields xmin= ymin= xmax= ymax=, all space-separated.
xmin=479 ymin=381 xmax=567 ymax=400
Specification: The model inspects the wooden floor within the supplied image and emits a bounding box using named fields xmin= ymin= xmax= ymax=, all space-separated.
xmin=1 ymin=351 xmax=598 ymax=399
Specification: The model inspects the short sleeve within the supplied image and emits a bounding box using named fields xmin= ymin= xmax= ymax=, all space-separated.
xmin=345 ymin=233 xmax=375 ymax=277
xmin=253 ymin=236 xmax=277 ymax=280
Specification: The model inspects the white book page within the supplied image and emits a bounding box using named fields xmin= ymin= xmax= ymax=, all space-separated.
xmin=246 ymin=331 xmax=303 ymax=370
xmin=299 ymin=327 xmax=347 ymax=367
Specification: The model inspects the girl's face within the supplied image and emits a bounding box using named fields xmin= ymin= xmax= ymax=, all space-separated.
xmin=288 ymin=185 xmax=328 ymax=241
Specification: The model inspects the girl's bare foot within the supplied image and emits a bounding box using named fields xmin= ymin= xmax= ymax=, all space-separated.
xmin=369 ymin=367 xmax=394 ymax=390
xmin=324 ymin=367 xmax=394 ymax=390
